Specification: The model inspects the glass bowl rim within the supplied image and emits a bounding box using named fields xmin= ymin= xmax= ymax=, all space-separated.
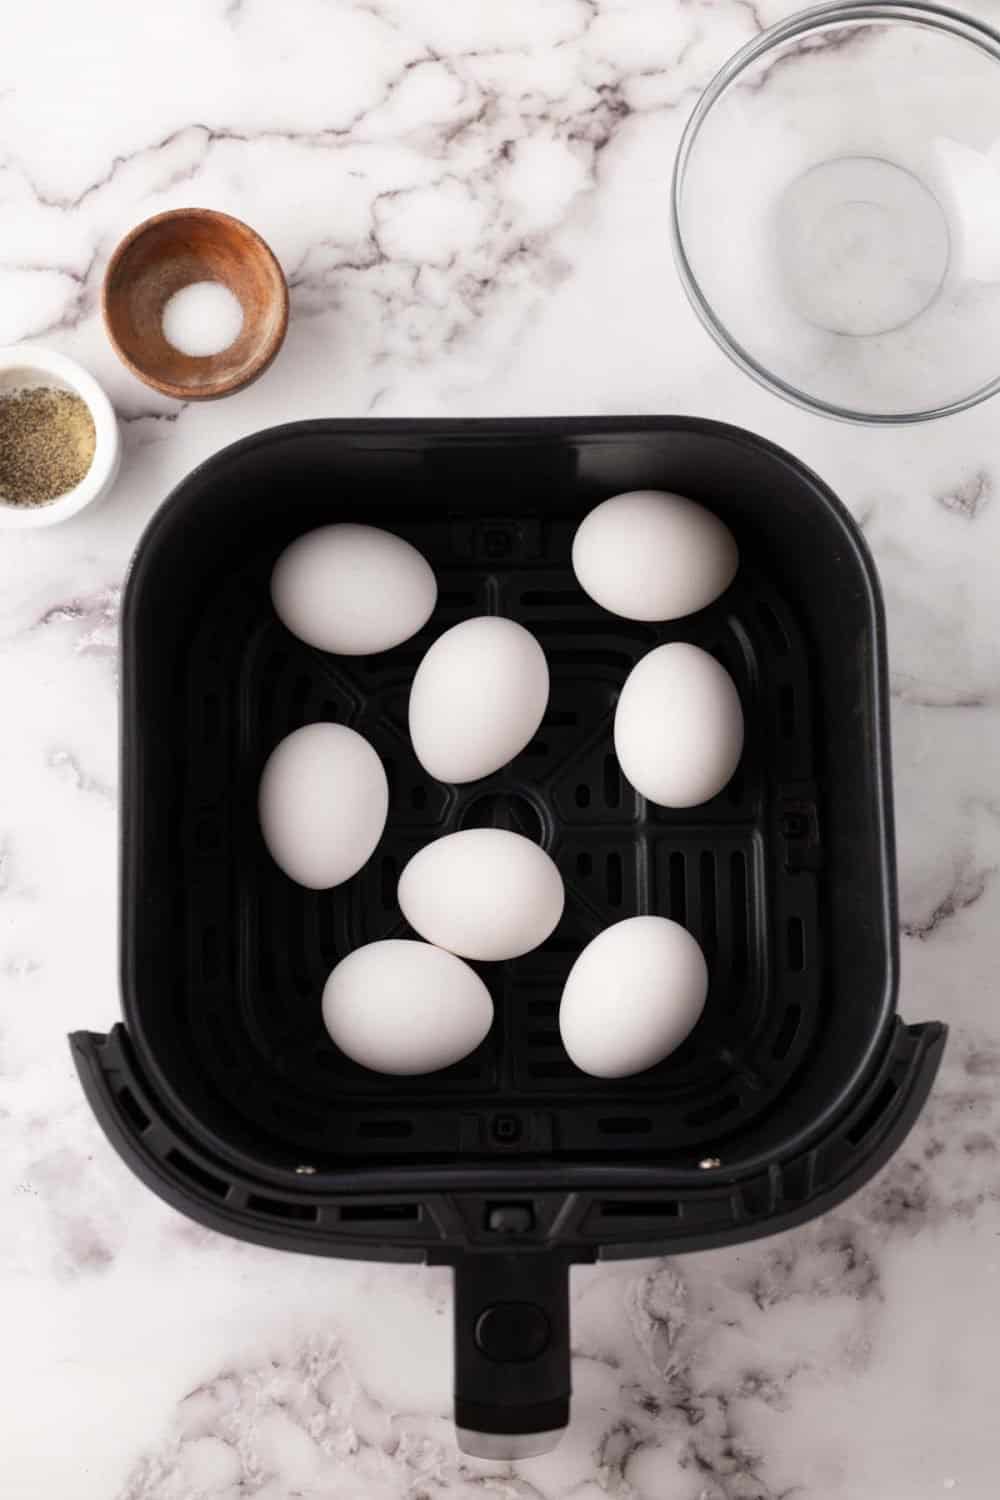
xmin=670 ymin=0 xmax=1000 ymax=424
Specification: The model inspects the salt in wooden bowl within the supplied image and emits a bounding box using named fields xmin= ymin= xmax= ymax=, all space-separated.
xmin=102 ymin=208 xmax=289 ymax=401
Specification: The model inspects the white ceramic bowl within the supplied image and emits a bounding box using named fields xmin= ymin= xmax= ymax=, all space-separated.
xmin=0 ymin=346 xmax=120 ymax=528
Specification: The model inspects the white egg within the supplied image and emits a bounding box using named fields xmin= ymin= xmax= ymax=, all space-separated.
xmin=559 ymin=916 xmax=708 ymax=1078
xmin=322 ymin=939 xmax=493 ymax=1075
xmin=614 ymin=642 xmax=743 ymax=808
xmin=398 ymin=829 xmax=565 ymax=961
xmin=271 ymin=523 xmax=437 ymax=655
xmin=572 ymin=490 xmax=738 ymax=622
xmin=409 ymin=616 xmax=549 ymax=784
xmin=258 ymin=723 xmax=388 ymax=889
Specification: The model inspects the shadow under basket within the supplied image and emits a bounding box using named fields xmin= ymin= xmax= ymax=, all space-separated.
xmin=72 ymin=417 xmax=944 ymax=1456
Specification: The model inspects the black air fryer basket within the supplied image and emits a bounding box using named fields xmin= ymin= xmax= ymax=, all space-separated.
xmin=73 ymin=418 xmax=945 ymax=1455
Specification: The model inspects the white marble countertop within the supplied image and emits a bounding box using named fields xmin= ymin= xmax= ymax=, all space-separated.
xmin=3 ymin=2 xmax=999 ymax=1496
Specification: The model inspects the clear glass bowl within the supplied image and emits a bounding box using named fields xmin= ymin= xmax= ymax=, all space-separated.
xmin=672 ymin=2 xmax=1000 ymax=423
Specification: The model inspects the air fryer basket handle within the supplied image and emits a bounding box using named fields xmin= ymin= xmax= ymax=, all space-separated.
xmin=453 ymin=1252 xmax=572 ymax=1459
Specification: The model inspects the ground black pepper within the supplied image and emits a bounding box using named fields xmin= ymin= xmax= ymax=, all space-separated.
xmin=0 ymin=386 xmax=96 ymax=507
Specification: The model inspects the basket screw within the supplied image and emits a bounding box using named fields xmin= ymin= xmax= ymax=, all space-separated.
xmin=295 ymin=1164 xmax=317 ymax=1175
xmin=699 ymin=1157 xmax=722 ymax=1170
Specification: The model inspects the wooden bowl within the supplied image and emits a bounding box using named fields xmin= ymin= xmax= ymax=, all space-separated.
xmin=102 ymin=208 xmax=289 ymax=401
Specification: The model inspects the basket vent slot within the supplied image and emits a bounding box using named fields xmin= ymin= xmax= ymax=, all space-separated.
xmin=358 ymin=1119 xmax=413 ymax=1140
xmin=247 ymin=1194 xmax=319 ymax=1223
xmin=700 ymin=851 xmax=717 ymax=957
xmin=730 ymin=851 xmax=748 ymax=980
xmin=669 ymin=851 xmax=687 ymax=923
xmin=781 ymin=1158 xmax=812 ymax=1203
xmin=786 ymin=916 xmax=805 ymax=972
xmin=606 ymin=851 xmax=623 ymax=907
xmin=599 ymin=1198 xmax=679 ymax=1219
xmin=340 ymin=1202 xmax=420 ymax=1223
xmin=598 ymin=1116 xmax=652 ymax=1135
